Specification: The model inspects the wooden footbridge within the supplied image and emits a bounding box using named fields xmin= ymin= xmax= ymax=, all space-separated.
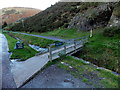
xmin=48 ymin=36 xmax=88 ymax=61
xmin=11 ymin=36 xmax=88 ymax=88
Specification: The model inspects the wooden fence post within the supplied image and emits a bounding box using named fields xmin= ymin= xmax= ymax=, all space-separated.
xmin=64 ymin=43 xmax=66 ymax=54
xmin=74 ymin=39 xmax=76 ymax=50
xmin=82 ymin=39 xmax=84 ymax=44
xmin=48 ymin=46 xmax=52 ymax=61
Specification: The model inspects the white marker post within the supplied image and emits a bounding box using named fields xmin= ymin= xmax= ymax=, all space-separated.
xmin=22 ymin=20 xmax=24 ymax=27
xmin=90 ymin=29 xmax=93 ymax=37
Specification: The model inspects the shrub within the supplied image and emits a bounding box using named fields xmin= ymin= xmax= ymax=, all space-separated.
xmin=2 ymin=22 xmax=7 ymax=28
xmin=103 ymin=26 xmax=120 ymax=37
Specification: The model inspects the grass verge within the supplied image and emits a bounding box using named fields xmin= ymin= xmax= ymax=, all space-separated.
xmin=29 ymin=28 xmax=89 ymax=39
xmin=0 ymin=29 xmax=2 ymax=33
xmin=76 ymin=27 xmax=120 ymax=74
xmin=57 ymin=56 xmax=119 ymax=88
xmin=4 ymin=33 xmax=38 ymax=61
xmin=7 ymin=32 xmax=58 ymax=48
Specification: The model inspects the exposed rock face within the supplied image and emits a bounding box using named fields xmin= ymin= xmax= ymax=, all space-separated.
xmin=108 ymin=3 xmax=120 ymax=27
xmin=108 ymin=14 xmax=120 ymax=27
xmin=68 ymin=3 xmax=114 ymax=31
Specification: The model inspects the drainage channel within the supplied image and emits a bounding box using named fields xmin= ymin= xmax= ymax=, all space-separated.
xmin=71 ymin=50 xmax=120 ymax=76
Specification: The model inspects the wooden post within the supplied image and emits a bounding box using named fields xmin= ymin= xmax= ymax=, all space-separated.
xmin=64 ymin=43 xmax=66 ymax=54
xmin=74 ymin=39 xmax=76 ymax=50
xmin=48 ymin=46 xmax=52 ymax=61
xmin=81 ymin=38 xmax=84 ymax=44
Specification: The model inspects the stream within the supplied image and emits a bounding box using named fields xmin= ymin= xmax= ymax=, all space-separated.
xmin=71 ymin=51 xmax=120 ymax=76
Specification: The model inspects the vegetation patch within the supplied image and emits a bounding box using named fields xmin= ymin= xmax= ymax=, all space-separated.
xmin=30 ymin=28 xmax=89 ymax=39
xmin=57 ymin=56 xmax=119 ymax=88
xmin=10 ymin=2 xmax=101 ymax=33
xmin=77 ymin=27 xmax=120 ymax=73
xmin=7 ymin=32 xmax=58 ymax=48
xmin=103 ymin=26 xmax=120 ymax=37
xmin=0 ymin=29 xmax=2 ymax=33
xmin=113 ymin=3 xmax=120 ymax=17
xmin=4 ymin=33 xmax=38 ymax=61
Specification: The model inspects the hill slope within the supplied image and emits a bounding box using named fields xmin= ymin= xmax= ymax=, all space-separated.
xmin=0 ymin=7 xmax=41 ymax=25
xmin=9 ymin=2 xmax=119 ymax=33
xmin=10 ymin=2 xmax=101 ymax=32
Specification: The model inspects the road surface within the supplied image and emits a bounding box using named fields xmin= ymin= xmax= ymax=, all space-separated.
xmin=22 ymin=64 xmax=93 ymax=88
xmin=0 ymin=33 xmax=2 ymax=89
xmin=0 ymin=33 xmax=16 ymax=88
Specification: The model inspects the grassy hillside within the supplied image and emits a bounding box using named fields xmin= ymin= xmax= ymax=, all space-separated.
xmin=10 ymin=2 xmax=101 ymax=32
xmin=9 ymin=2 xmax=119 ymax=33
xmin=75 ymin=26 xmax=120 ymax=73
xmin=0 ymin=7 xmax=41 ymax=25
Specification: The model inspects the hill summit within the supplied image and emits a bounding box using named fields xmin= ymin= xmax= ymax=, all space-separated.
xmin=0 ymin=7 xmax=41 ymax=25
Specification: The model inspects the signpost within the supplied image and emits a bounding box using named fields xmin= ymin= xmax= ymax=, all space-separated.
xmin=55 ymin=42 xmax=64 ymax=47
xmin=15 ymin=41 xmax=24 ymax=49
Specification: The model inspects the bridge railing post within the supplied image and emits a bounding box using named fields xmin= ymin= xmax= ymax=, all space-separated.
xmin=74 ymin=39 xmax=76 ymax=50
xmin=48 ymin=46 xmax=52 ymax=61
xmin=64 ymin=43 xmax=66 ymax=54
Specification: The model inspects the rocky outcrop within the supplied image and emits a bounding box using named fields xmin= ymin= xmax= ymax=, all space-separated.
xmin=68 ymin=3 xmax=114 ymax=31
xmin=108 ymin=14 xmax=120 ymax=27
xmin=108 ymin=4 xmax=120 ymax=27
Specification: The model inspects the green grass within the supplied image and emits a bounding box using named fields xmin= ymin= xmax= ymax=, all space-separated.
xmin=79 ymin=28 xmax=120 ymax=73
xmin=0 ymin=29 xmax=2 ymax=33
xmin=57 ymin=56 xmax=119 ymax=88
xmin=30 ymin=28 xmax=89 ymax=39
xmin=4 ymin=33 xmax=38 ymax=61
xmin=96 ymin=68 xmax=119 ymax=88
xmin=4 ymin=33 xmax=17 ymax=52
xmin=82 ymin=78 xmax=89 ymax=83
xmin=7 ymin=32 xmax=58 ymax=48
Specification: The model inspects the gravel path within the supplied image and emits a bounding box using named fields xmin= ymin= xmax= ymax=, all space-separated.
xmin=0 ymin=33 xmax=16 ymax=88
xmin=22 ymin=64 xmax=93 ymax=88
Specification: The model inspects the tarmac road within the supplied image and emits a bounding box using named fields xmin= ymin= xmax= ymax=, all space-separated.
xmin=0 ymin=33 xmax=2 ymax=89
xmin=0 ymin=33 xmax=16 ymax=88
xmin=22 ymin=64 xmax=93 ymax=88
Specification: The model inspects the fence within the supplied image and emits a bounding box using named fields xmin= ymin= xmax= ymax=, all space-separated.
xmin=48 ymin=36 xmax=88 ymax=61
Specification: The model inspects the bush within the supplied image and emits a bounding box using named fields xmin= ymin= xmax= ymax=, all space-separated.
xmin=103 ymin=26 xmax=120 ymax=37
